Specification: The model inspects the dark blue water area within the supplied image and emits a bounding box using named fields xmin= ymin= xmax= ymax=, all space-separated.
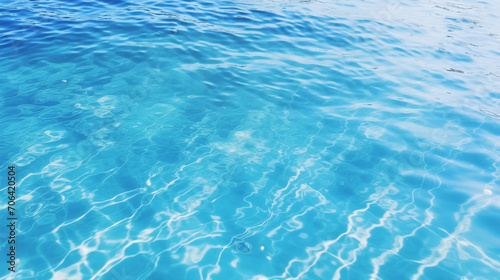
xmin=1 ymin=0 xmax=500 ymax=279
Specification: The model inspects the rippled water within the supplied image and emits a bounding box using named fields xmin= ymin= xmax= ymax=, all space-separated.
xmin=1 ymin=0 xmax=500 ymax=279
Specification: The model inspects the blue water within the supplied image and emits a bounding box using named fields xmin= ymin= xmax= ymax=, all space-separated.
xmin=1 ymin=0 xmax=500 ymax=279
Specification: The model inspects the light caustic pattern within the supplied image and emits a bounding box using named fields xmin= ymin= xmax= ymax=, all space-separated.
xmin=1 ymin=0 xmax=499 ymax=279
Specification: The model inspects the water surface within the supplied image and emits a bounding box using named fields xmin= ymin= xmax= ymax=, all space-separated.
xmin=1 ymin=0 xmax=499 ymax=279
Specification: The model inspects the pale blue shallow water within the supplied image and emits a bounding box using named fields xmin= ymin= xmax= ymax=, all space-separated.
xmin=1 ymin=0 xmax=500 ymax=279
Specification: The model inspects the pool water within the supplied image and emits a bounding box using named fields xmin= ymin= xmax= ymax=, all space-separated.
xmin=1 ymin=0 xmax=500 ymax=279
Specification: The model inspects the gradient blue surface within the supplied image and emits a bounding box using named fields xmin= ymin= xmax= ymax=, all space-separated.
xmin=1 ymin=0 xmax=500 ymax=279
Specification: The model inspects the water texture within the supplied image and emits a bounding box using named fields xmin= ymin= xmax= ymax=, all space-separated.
xmin=1 ymin=0 xmax=499 ymax=279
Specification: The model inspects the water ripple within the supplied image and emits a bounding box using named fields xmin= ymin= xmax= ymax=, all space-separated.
xmin=1 ymin=0 xmax=499 ymax=279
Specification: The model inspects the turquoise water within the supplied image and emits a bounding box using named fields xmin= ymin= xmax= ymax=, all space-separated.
xmin=1 ymin=0 xmax=500 ymax=279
